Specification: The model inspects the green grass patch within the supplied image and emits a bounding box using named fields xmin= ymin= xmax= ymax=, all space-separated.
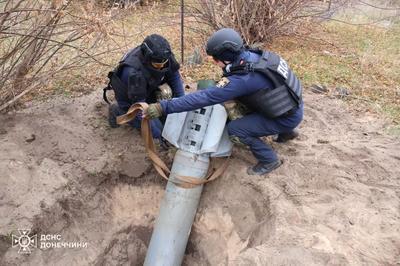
xmin=270 ymin=20 xmax=400 ymax=123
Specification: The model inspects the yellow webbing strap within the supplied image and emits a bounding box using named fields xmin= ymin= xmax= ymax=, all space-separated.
xmin=116 ymin=103 xmax=229 ymax=188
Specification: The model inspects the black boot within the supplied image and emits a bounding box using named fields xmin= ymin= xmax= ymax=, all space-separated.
xmin=275 ymin=129 xmax=299 ymax=143
xmin=247 ymin=160 xmax=282 ymax=175
xmin=108 ymin=104 xmax=121 ymax=128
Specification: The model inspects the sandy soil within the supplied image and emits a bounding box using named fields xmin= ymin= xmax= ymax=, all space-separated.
xmin=0 ymin=90 xmax=399 ymax=266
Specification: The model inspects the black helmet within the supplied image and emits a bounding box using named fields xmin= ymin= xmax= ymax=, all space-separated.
xmin=141 ymin=34 xmax=172 ymax=63
xmin=206 ymin=28 xmax=243 ymax=61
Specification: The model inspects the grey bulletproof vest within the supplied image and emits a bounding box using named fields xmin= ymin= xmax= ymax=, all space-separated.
xmin=225 ymin=50 xmax=302 ymax=118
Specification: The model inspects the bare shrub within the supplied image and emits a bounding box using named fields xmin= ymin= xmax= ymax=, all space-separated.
xmin=95 ymin=0 xmax=166 ymax=9
xmin=0 ymin=0 xmax=129 ymax=111
xmin=186 ymin=0 xmax=348 ymax=44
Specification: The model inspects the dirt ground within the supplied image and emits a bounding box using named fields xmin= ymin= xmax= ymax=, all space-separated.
xmin=0 ymin=89 xmax=399 ymax=266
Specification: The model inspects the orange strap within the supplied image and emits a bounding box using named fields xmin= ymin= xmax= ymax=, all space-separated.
xmin=116 ymin=103 xmax=229 ymax=188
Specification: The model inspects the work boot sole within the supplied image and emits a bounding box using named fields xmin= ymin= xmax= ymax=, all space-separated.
xmin=275 ymin=130 xmax=299 ymax=143
xmin=247 ymin=160 xmax=282 ymax=176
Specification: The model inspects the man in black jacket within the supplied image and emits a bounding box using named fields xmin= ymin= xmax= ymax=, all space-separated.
xmin=105 ymin=34 xmax=184 ymax=139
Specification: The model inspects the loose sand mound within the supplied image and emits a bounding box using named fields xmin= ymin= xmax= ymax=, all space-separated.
xmin=1 ymin=90 xmax=399 ymax=265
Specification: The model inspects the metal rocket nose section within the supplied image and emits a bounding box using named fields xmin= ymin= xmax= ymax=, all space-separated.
xmin=162 ymin=80 xmax=233 ymax=157
xmin=162 ymin=103 xmax=232 ymax=157
xmin=179 ymin=106 xmax=213 ymax=153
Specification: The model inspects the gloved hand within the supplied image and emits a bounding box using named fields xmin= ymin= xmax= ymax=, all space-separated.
xmin=144 ymin=103 xmax=163 ymax=119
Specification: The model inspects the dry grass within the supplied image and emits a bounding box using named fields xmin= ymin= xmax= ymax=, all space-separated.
xmin=19 ymin=2 xmax=399 ymax=124
xmin=269 ymin=20 xmax=399 ymax=123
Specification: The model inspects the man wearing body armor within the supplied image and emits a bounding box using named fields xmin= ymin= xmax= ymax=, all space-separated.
xmin=144 ymin=28 xmax=303 ymax=175
xmin=104 ymin=34 xmax=185 ymax=139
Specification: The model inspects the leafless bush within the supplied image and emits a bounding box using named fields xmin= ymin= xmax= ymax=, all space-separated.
xmin=186 ymin=0 xmax=348 ymax=44
xmin=0 ymin=0 xmax=130 ymax=111
xmin=95 ymin=0 xmax=166 ymax=9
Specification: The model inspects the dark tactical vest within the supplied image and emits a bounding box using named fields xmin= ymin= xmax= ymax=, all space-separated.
xmin=223 ymin=49 xmax=302 ymax=118
xmin=103 ymin=46 xmax=180 ymax=104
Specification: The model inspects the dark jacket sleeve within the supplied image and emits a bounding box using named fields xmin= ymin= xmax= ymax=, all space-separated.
xmin=160 ymin=73 xmax=272 ymax=114
xmin=166 ymin=71 xmax=185 ymax=98
xmin=159 ymin=74 xmax=269 ymax=114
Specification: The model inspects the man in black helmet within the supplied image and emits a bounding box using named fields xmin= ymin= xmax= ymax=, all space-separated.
xmin=104 ymin=34 xmax=184 ymax=140
xmin=144 ymin=28 xmax=303 ymax=176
